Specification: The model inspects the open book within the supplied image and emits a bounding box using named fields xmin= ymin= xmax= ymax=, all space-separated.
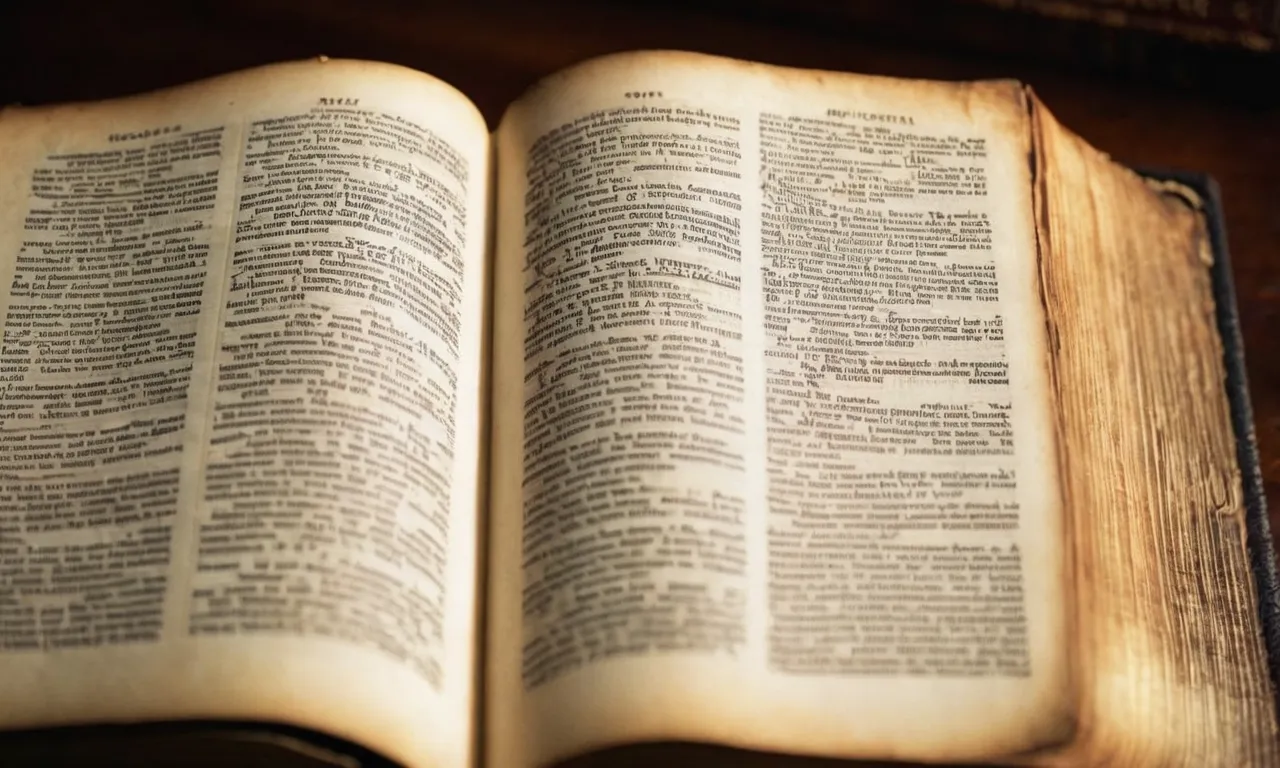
xmin=0 ymin=51 xmax=1275 ymax=767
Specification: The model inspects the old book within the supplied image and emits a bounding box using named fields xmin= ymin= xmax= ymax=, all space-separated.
xmin=0 ymin=51 xmax=1274 ymax=767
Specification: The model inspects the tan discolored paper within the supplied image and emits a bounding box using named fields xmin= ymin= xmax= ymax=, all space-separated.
xmin=1031 ymin=100 xmax=1278 ymax=767
xmin=488 ymin=51 xmax=1071 ymax=768
xmin=0 ymin=59 xmax=490 ymax=768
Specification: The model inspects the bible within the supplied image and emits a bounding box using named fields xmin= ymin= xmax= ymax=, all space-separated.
xmin=0 ymin=51 xmax=1275 ymax=767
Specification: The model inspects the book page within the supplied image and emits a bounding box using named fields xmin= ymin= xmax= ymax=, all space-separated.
xmin=488 ymin=51 xmax=1070 ymax=767
xmin=0 ymin=60 xmax=489 ymax=768
xmin=1032 ymin=104 xmax=1278 ymax=766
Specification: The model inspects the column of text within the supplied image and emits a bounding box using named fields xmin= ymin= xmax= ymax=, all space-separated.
xmin=190 ymin=107 xmax=468 ymax=689
xmin=0 ymin=128 xmax=224 ymax=650
xmin=521 ymin=104 xmax=748 ymax=688
xmin=760 ymin=113 xmax=1028 ymax=678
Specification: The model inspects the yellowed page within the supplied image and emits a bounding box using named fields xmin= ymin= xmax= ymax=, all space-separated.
xmin=488 ymin=51 xmax=1069 ymax=767
xmin=0 ymin=60 xmax=489 ymax=768
xmin=1032 ymin=102 xmax=1278 ymax=766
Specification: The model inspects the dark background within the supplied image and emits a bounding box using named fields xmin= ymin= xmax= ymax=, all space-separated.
xmin=0 ymin=2 xmax=1277 ymax=764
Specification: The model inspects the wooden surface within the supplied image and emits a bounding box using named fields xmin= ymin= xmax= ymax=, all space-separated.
xmin=0 ymin=1 xmax=1278 ymax=762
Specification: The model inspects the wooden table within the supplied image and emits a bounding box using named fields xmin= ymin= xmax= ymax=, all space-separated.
xmin=1 ymin=6 xmax=1278 ymax=763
